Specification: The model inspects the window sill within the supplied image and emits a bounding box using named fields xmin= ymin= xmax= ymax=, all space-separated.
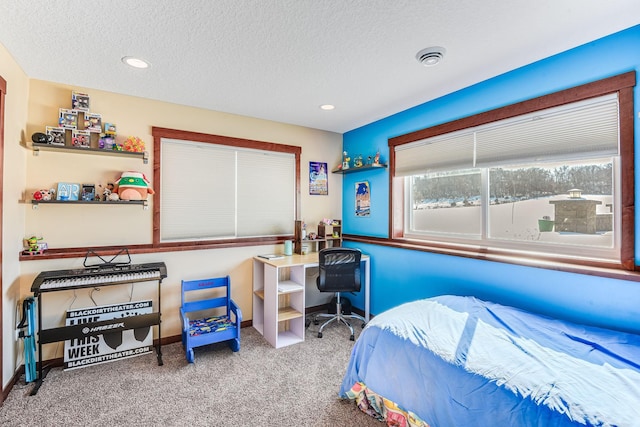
xmin=343 ymin=234 xmax=640 ymax=282
xmin=18 ymin=236 xmax=293 ymax=262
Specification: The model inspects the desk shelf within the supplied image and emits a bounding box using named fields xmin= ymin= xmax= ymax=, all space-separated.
xmin=278 ymin=306 xmax=303 ymax=321
xmin=252 ymin=253 xmax=370 ymax=349
xmin=252 ymin=257 xmax=306 ymax=348
xmin=277 ymin=281 xmax=303 ymax=294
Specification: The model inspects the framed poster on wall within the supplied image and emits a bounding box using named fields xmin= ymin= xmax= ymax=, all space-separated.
xmin=355 ymin=181 xmax=370 ymax=217
xmin=309 ymin=161 xmax=328 ymax=195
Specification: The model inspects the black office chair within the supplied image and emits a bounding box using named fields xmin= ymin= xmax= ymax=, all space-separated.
xmin=312 ymin=247 xmax=366 ymax=341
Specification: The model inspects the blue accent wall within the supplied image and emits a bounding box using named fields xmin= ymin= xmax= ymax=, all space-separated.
xmin=342 ymin=25 xmax=640 ymax=334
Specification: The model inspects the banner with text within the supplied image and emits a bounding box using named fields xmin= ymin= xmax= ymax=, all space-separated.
xmin=64 ymin=300 xmax=153 ymax=370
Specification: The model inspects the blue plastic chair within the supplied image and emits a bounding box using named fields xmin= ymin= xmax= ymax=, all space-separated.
xmin=180 ymin=276 xmax=242 ymax=363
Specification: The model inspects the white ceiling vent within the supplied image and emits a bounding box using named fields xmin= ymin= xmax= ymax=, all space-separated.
xmin=416 ymin=47 xmax=446 ymax=67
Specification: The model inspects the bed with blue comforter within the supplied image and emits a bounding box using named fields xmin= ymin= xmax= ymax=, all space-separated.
xmin=340 ymin=295 xmax=640 ymax=426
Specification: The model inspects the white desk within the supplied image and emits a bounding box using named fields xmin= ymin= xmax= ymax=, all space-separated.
xmin=252 ymin=253 xmax=370 ymax=348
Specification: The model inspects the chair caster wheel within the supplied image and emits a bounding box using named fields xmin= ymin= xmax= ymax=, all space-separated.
xmin=350 ymin=335 xmax=355 ymax=341
xmin=313 ymin=319 xmax=319 ymax=325
xmin=318 ymin=332 xmax=323 ymax=338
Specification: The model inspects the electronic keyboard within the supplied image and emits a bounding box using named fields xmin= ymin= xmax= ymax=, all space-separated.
xmin=30 ymin=262 xmax=167 ymax=295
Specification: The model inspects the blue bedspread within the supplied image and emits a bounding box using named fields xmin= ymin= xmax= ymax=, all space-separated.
xmin=340 ymin=295 xmax=640 ymax=426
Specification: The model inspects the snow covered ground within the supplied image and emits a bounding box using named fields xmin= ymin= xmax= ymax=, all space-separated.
xmin=411 ymin=195 xmax=613 ymax=247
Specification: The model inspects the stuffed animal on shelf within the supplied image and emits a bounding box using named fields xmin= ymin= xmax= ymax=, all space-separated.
xmin=113 ymin=171 xmax=154 ymax=201
xmin=32 ymin=188 xmax=55 ymax=201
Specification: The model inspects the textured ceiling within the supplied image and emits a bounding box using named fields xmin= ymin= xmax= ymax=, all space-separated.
xmin=1 ymin=1 xmax=639 ymax=133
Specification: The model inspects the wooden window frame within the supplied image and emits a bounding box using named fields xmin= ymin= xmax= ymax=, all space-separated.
xmin=352 ymin=72 xmax=636 ymax=279
xmin=151 ymin=126 xmax=301 ymax=248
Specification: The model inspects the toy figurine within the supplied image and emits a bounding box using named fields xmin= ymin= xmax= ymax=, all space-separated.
xmin=374 ymin=150 xmax=381 ymax=165
xmin=32 ymin=188 xmax=55 ymax=201
xmin=23 ymin=236 xmax=47 ymax=255
xmin=342 ymin=151 xmax=350 ymax=170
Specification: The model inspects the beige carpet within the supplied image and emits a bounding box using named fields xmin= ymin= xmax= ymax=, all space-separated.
xmin=1 ymin=323 xmax=381 ymax=427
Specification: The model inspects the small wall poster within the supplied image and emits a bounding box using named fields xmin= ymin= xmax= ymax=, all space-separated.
xmin=309 ymin=161 xmax=328 ymax=195
xmin=355 ymin=181 xmax=370 ymax=217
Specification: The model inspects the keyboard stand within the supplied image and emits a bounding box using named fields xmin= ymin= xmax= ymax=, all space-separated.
xmin=30 ymin=263 xmax=165 ymax=396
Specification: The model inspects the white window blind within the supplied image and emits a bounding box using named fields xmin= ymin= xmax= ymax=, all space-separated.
xmin=395 ymin=130 xmax=475 ymax=176
xmin=395 ymin=93 xmax=619 ymax=175
xmin=236 ymin=149 xmax=295 ymax=237
xmin=475 ymin=94 xmax=619 ymax=167
xmin=160 ymin=138 xmax=295 ymax=242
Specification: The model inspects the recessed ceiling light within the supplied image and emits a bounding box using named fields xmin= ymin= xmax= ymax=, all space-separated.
xmin=122 ymin=56 xmax=150 ymax=69
xmin=415 ymin=47 xmax=446 ymax=67
xmin=320 ymin=104 xmax=335 ymax=110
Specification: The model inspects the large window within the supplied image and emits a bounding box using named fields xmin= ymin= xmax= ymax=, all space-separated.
xmin=389 ymin=72 xmax=635 ymax=270
xmin=152 ymin=127 xmax=300 ymax=245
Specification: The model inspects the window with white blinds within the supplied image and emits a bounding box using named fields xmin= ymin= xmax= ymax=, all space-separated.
xmin=395 ymin=93 xmax=619 ymax=174
xmin=160 ymin=138 xmax=296 ymax=242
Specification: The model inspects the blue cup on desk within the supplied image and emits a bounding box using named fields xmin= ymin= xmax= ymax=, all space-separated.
xmin=284 ymin=240 xmax=293 ymax=256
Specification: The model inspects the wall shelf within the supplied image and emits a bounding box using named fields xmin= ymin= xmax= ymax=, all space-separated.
xmin=31 ymin=199 xmax=148 ymax=209
xmin=31 ymin=143 xmax=149 ymax=163
xmin=331 ymin=163 xmax=387 ymax=174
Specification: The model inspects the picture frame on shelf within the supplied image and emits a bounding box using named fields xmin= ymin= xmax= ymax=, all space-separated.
xmin=59 ymin=108 xmax=78 ymax=129
xmin=46 ymin=126 xmax=66 ymax=146
xmin=56 ymin=182 xmax=81 ymax=201
xmin=71 ymin=91 xmax=90 ymax=111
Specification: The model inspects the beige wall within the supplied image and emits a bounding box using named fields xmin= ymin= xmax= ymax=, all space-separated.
xmin=1 ymin=43 xmax=30 ymax=390
xmin=4 ymin=62 xmax=343 ymax=387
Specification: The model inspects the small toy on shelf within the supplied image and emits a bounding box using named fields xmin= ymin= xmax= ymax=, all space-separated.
xmin=22 ymin=236 xmax=47 ymax=255
xmin=104 ymin=122 xmax=117 ymax=136
xmin=81 ymin=184 xmax=96 ymax=201
xmin=71 ymin=91 xmax=90 ymax=111
xmin=342 ymin=151 xmax=350 ymax=170
xmin=98 ymin=183 xmax=119 ymax=201
xmin=58 ymin=108 xmax=78 ymax=129
xmin=32 ymin=188 xmax=55 ymax=201
xmin=114 ymin=171 xmax=154 ymax=200
xmin=98 ymin=134 xmax=115 ymax=150
xmin=46 ymin=126 xmax=66 ymax=146
xmin=373 ymin=150 xmax=381 ymax=166
xmin=71 ymin=129 xmax=91 ymax=148
xmin=354 ymin=154 xmax=363 ymax=168
xmin=123 ymin=136 xmax=145 ymax=153
xmin=84 ymin=113 xmax=102 ymax=133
